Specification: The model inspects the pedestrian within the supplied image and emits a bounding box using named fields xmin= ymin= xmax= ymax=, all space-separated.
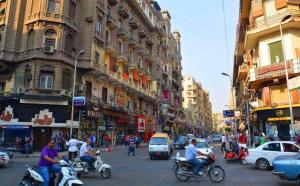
xmin=25 ymin=137 xmax=30 ymax=159
xmin=221 ymin=133 xmax=227 ymax=153
xmin=56 ymin=133 xmax=63 ymax=152
xmin=260 ymin=133 xmax=265 ymax=145
xmin=66 ymin=135 xmax=84 ymax=161
xmin=228 ymin=134 xmax=233 ymax=149
xmin=254 ymin=132 xmax=260 ymax=147
xmin=89 ymin=132 xmax=96 ymax=148
xmin=124 ymin=134 xmax=130 ymax=147
xmin=128 ymin=140 xmax=135 ymax=156
xmin=239 ymin=131 xmax=247 ymax=149
xmin=104 ymin=134 xmax=110 ymax=148
xmin=135 ymin=135 xmax=140 ymax=148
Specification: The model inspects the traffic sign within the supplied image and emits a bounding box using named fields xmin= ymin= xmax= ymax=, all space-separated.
xmin=223 ymin=110 xmax=234 ymax=117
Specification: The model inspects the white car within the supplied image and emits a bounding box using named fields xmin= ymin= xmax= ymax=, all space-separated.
xmin=195 ymin=139 xmax=214 ymax=155
xmin=243 ymin=141 xmax=300 ymax=170
xmin=0 ymin=151 xmax=10 ymax=168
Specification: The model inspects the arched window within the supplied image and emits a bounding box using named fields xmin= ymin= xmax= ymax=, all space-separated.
xmin=64 ymin=34 xmax=73 ymax=53
xmin=44 ymin=29 xmax=57 ymax=48
xmin=27 ymin=30 xmax=36 ymax=50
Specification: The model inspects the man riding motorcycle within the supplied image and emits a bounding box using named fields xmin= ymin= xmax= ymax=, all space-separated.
xmin=38 ymin=139 xmax=62 ymax=186
xmin=79 ymin=137 xmax=97 ymax=170
xmin=185 ymin=139 xmax=207 ymax=176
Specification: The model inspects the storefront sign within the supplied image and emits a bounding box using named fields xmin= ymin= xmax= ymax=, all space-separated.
xmin=86 ymin=103 xmax=103 ymax=118
xmin=32 ymin=109 xmax=54 ymax=125
xmin=138 ymin=115 xmax=146 ymax=132
xmin=73 ymin=96 xmax=86 ymax=107
xmin=268 ymin=117 xmax=291 ymax=121
xmin=288 ymin=76 xmax=300 ymax=90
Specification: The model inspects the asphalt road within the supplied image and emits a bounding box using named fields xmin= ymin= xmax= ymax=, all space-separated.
xmin=0 ymin=143 xmax=298 ymax=186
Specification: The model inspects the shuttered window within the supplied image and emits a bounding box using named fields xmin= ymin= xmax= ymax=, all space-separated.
xmin=269 ymin=41 xmax=284 ymax=64
xmin=27 ymin=30 xmax=36 ymax=50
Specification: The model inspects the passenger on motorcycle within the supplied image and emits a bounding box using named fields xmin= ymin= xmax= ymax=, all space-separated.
xmin=38 ymin=139 xmax=62 ymax=186
xmin=185 ymin=139 xmax=207 ymax=176
xmin=79 ymin=137 xmax=97 ymax=170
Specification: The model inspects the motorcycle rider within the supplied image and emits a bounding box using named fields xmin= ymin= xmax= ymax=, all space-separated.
xmin=38 ymin=139 xmax=62 ymax=186
xmin=79 ymin=137 xmax=97 ymax=170
xmin=185 ymin=139 xmax=207 ymax=176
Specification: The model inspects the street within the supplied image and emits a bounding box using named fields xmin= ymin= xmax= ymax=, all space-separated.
xmin=0 ymin=143 xmax=298 ymax=186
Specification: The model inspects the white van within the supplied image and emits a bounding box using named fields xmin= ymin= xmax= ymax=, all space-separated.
xmin=148 ymin=133 xmax=173 ymax=160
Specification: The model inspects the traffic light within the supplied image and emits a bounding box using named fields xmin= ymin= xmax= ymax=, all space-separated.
xmin=80 ymin=109 xmax=86 ymax=120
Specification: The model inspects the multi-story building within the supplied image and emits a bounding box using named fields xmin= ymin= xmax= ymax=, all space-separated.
xmin=233 ymin=0 xmax=300 ymax=140
xmin=182 ymin=75 xmax=213 ymax=136
xmin=0 ymin=0 xmax=183 ymax=150
xmin=212 ymin=113 xmax=225 ymax=133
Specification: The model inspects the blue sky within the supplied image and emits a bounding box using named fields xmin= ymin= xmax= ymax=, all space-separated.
xmin=156 ymin=0 xmax=239 ymax=112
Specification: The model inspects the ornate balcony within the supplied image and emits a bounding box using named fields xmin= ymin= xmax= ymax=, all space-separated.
xmin=105 ymin=41 xmax=117 ymax=55
xmin=117 ymin=52 xmax=129 ymax=65
xmin=108 ymin=0 xmax=118 ymax=6
xmin=238 ymin=64 xmax=249 ymax=81
xmin=138 ymin=29 xmax=146 ymax=38
xmin=129 ymin=17 xmax=139 ymax=30
xmin=118 ymin=5 xmax=130 ymax=19
xmin=117 ymin=28 xmax=129 ymax=40
xmin=146 ymin=37 xmax=153 ymax=46
xmin=128 ymin=38 xmax=138 ymax=48
xmin=107 ymin=14 xmax=117 ymax=29
xmin=144 ymin=53 xmax=154 ymax=64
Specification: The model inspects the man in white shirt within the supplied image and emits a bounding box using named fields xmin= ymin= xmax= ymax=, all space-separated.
xmin=221 ymin=134 xmax=227 ymax=153
xmin=185 ymin=139 xmax=206 ymax=176
xmin=66 ymin=135 xmax=84 ymax=161
xmin=79 ymin=137 xmax=96 ymax=170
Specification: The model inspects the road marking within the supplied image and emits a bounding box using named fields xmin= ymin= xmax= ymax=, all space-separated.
xmin=141 ymin=156 xmax=149 ymax=159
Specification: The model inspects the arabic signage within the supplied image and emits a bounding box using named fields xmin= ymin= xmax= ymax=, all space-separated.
xmin=32 ymin=109 xmax=54 ymax=125
xmin=73 ymin=96 xmax=86 ymax=107
xmin=268 ymin=117 xmax=291 ymax=122
xmin=0 ymin=105 xmax=13 ymax=122
xmin=223 ymin=110 xmax=235 ymax=117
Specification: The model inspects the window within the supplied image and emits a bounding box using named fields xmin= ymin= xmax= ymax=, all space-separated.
xmin=102 ymin=87 xmax=108 ymax=103
xmin=48 ymin=0 xmax=60 ymax=14
xmin=44 ymin=29 xmax=57 ymax=48
xmin=26 ymin=30 xmax=36 ymax=50
xmin=68 ymin=0 xmax=76 ymax=19
xmin=85 ymin=81 xmax=92 ymax=99
xmin=269 ymin=41 xmax=284 ymax=64
xmin=0 ymin=82 xmax=5 ymax=92
xmin=31 ymin=0 xmax=40 ymax=13
xmin=283 ymin=143 xmax=299 ymax=153
xmin=118 ymin=40 xmax=123 ymax=53
xmin=64 ymin=34 xmax=73 ymax=53
xmin=24 ymin=68 xmax=32 ymax=88
xmin=62 ymin=70 xmax=71 ymax=90
xmin=40 ymin=73 xmax=53 ymax=89
xmin=96 ymin=16 xmax=102 ymax=35
xmin=95 ymin=51 xmax=100 ymax=64
xmin=262 ymin=143 xmax=281 ymax=152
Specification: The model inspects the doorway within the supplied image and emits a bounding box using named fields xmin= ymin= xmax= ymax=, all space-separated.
xmin=277 ymin=122 xmax=290 ymax=141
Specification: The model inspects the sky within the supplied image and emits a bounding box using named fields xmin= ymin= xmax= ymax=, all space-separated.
xmin=156 ymin=0 xmax=240 ymax=113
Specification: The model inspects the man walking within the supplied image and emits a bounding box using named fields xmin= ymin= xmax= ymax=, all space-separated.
xmin=221 ymin=133 xmax=227 ymax=153
xmin=56 ymin=133 xmax=63 ymax=152
xmin=66 ymin=135 xmax=84 ymax=161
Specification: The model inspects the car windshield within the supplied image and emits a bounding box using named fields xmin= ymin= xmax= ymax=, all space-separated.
xmin=196 ymin=142 xmax=208 ymax=148
xmin=174 ymin=136 xmax=186 ymax=143
xmin=150 ymin=137 xmax=167 ymax=145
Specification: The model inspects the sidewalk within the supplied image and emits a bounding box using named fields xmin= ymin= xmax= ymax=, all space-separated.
xmin=13 ymin=143 xmax=148 ymax=159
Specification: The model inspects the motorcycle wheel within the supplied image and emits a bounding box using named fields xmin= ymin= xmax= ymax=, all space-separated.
xmin=174 ymin=165 xmax=191 ymax=182
xmin=100 ymin=168 xmax=111 ymax=179
xmin=208 ymin=165 xmax=225 ymax=183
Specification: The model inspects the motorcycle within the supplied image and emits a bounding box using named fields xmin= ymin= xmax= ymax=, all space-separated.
xmin=72 ymin=150 xmax=111 ymax=179
xmin=20 ymin=158 xmax=83 ymax=186
xmin=224 ymin=147 xmax=247 ymax=162
xmin=173 ymin=152 xmax=225 ymax=183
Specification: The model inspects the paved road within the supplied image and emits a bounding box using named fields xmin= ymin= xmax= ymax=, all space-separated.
xmin=0 ymin=143 xmax=298 ymax=186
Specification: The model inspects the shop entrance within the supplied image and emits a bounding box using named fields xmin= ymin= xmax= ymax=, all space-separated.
xmin=277 ymin=122 xmax=290 ymax=141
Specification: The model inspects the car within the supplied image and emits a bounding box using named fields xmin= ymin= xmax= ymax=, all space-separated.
xmin=0 ymin=148 xmax=14 ymax=159
xmin=173 ymin=136 xmax=189 ymax=149
xmin=195 ymin=139 xmax=214 ymax=155
xmin=149 ymin=133 xmax=173 ymax=160
xmin=212 ymin=134 xmax=222 ymax=142
xmin=0 ymin=151 xmax=10 ymax=168
xmin=243 ymin=141 xmax=300 ymax=170
xmin=273 ymin=154 xmax=300 ymax=182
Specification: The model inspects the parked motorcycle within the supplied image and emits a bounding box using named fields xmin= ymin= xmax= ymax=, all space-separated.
xmin=20 ymin=158 xmax=83 ymax=186
xmin=173 ymin=152 xmax=225 ymax=183
xmin=72 ymin=150 xmax=111 ymax=179
xmin=224 ymin=147 xmax=247 ymax=162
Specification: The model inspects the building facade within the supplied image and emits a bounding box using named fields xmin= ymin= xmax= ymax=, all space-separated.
xmin=0 ymin=0 xmax=183 ymax=150
xmin=182 ymin=75 xmax=212 ymax=136
xmin=212 ymin=113 xmax=225 ymax=133
xmin=233 ymin=0 xmax=300 ymax=140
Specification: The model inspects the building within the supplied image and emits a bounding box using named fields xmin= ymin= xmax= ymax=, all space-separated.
xmin=0 ymin=0 xmax=183 ymax=150
xmin=233 ymin=0 xmax=300 ymax=141
xmin=212 ymin=113 xmax=225 ymax=133
xmin=182 ymin=75 xmax=213 ymax=136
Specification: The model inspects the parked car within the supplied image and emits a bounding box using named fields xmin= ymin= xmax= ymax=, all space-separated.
xmin=212 ymin=134 xmax=222 ymax=142
xmin=243 ymin=141 xmax=300 ymax=170
xmin=173 ymin=136 xmax=189 ymax=149
xmin=0 ymin=151 xmax=10 ymax=168
xmin=0 ymin=148 xmax=14 ymax=159
xmin=273 ymin=154 xmax=300 ymax=182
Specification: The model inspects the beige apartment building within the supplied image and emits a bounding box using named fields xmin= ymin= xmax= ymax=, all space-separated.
xmin=233 ymin=0 xmax=300 ymax=140
xmin=182 ymin=75 xmax=212 ymax=136
xmin=212 ymin=113 xmax=225 ymax=133
xmin=0 ymin=0 xmax=183 ymax=150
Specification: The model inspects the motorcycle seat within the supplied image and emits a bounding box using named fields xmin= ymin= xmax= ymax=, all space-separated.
xmin=74 ymin=157 xmax=81 ymax=162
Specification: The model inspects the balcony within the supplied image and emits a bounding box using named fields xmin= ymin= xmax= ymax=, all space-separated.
xmin=117 ymin=52 xmax=129 ymax=65
xmin=138 ymin=29 xmax=146 ymax=38
xmin=106 ymin=14 xmax=117 ymax=29
xmin=161 ymin=40 xmax=168 ymax=50
xmin=238 ymin=64 xmax=249 ymax=81
xmin=129 ymin=17 xmax=139 ymax=30
xmin=248 ymin=58 xmax=300 ymax=89
xmin=117 ymin=27 xmax=129 ymax=40
xmin=146 ymin=37 xmax=153 ymax=46
xmin=118 ymin=5 xmax=130 ymax=19
xmin=245 ymin=9 xmax=300 ymax=49
xmin=144 ymin=53 xmax=154 ymax=64
xmin=128 ymin=38 xmax=138 ymax=48
xmin=105 ymin=41 xmax=117 ymax=55
xmin=108 ymin=0 xmax=118 ymax=6
xmin=137 ymin=46 xmax=145 ymax=55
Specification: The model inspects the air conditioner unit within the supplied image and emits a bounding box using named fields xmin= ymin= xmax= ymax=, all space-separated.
xmin=60 ymin=89 xmax=71 ymax=97
xmin=44 ymin=46 xmax=54 ymax=53
xmin=78 ymin=85 xmax=86 ymax=92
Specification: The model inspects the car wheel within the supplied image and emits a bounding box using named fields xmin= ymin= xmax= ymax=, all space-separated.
xmin=256 ymin=158 xmax=270 ymax=170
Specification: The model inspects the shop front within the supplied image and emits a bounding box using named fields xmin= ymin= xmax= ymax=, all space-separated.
xmin=253 ymin=106 xmax=300 ymax=140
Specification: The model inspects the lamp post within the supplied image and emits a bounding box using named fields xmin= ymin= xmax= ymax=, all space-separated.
xmin=221 ymin=72 xmax=237 ymax=135
xmin=279 ymin=15 xmax=295 ymax=140
xmin=70 ymin=50 xmax=85 ymax=137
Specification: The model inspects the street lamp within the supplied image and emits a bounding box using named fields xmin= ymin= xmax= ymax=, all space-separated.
xmin=70 ymin=50 xmax=85 ymax=137
xmin=221 ymin=72 xmax=237 ymax=135
xmin=279 ymin=14 xmax=295 ymax=139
